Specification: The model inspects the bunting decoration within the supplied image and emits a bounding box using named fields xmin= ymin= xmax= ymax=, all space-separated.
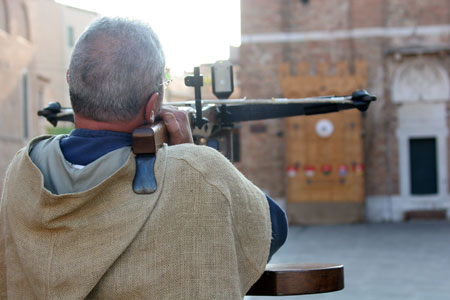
xmin=352 ymin=163 xmax=364 ymax=174
xmin=338 ymin=165 xmax=348 ymax=177
xmin=287 ymin=165 xmax=299 ymax=178
xmin=321 ymin=164 xmax=332 ymax=176
xmin=304 ymin=165 xmax=316 ymax=178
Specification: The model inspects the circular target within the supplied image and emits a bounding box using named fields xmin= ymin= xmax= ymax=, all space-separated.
xmin=315 ymin=119 xmax=334 ymax=138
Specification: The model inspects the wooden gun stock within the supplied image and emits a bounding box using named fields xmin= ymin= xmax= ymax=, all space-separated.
xmin=131 ymin=122 xmax=168 ymax=194
xmin=132 ymin=122 xmax=168 ymax=155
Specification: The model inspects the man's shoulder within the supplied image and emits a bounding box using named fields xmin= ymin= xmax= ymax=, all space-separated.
xmin=163 ymin=143 xmax=259 ymax=196
xmin=7 ymin=135 xmax=58 ymax=166
xmin=164 ymin=144 xmax=241 ymax=181
xmin=28 ymin=135 xmax=65 ymax=163
xmin=3 ymin=135 xmax=58 ymax=189
xmin=31 ymin=133 xmax=64 ymax=149
xmin=166 ymin=143 xmax=227 ymax=163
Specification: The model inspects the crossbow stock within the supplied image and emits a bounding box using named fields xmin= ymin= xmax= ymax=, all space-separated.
xmin=38 ymin=64 xmax=376 ymax=162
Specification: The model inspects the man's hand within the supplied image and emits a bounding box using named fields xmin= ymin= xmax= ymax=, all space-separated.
xmin=159 ymin=106 xmax=194 ymax=145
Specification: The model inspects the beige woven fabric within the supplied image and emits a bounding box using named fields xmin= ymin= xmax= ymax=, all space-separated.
xmin=0 ymin=136 xmax=271 ymax=300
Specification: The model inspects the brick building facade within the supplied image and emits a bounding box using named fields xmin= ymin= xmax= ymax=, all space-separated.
xmin=238 ymin=0 xmax=450 ymax=223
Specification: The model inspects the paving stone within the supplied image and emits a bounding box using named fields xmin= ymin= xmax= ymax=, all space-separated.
xmin=246 ymin=221 xmax=450 ymax=300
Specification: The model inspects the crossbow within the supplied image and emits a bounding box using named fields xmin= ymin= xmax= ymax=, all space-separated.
xmin=38 ymin=63 xmax=358 ymax=293
xmin=38 ymin=62 xmax=376 ymax=163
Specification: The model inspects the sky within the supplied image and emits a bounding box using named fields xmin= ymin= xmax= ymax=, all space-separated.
xmin=55 ymin=0 xmax=241 ymax=75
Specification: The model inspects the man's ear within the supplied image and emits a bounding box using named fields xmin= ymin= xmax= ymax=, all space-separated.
xmin=144 ymin=92 xmax=161 ymax=124
xmin=66 ymin=69 xmax=69 ymax=84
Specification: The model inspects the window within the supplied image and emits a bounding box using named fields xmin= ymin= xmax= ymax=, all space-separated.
xmin=0 ymin=0 xmax=8 ymax=32
xmin=17 ymin=3 xmax=30 ymax=40
xmin=409 ymin=138 xmax=438 ymax=195
xmin=22 ymin=70 xmax=29 ymax=139
xmin=67 ymin=26 xmax=74 ymax=47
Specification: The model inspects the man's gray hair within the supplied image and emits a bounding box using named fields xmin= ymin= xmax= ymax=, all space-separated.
xmin=68 ymin=17 xmax=165 ymax=122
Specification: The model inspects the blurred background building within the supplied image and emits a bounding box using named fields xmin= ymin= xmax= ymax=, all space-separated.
xmin=0 ymin=0 xmax=97 ymax=189
xmin=237 ymin=0 xmax=449 ymax=223
xmin=1 ymin=0 xmax=449 ymax=224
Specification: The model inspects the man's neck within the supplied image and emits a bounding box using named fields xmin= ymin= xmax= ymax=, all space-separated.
xmin=74 ymin=113 xmax=145 ymax=133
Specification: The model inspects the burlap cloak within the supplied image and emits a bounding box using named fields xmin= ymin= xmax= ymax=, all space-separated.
xmin=0 ymin=136 xmax=271 ymax=299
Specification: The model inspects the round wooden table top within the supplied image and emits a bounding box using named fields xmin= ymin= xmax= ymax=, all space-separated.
xmin=247 ymin=263 xmax=344 ymax=296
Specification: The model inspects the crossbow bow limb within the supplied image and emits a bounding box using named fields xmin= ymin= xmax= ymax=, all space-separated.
xmin=38 ymin=64 xmax=376 ymax=161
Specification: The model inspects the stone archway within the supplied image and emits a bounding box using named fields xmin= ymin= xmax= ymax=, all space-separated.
xmin=392 ymin=59 xmax=449 ymax=103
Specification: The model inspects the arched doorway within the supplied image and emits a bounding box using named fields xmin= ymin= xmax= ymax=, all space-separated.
xmin=393 ymin=58 xmax=450 ymax=220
